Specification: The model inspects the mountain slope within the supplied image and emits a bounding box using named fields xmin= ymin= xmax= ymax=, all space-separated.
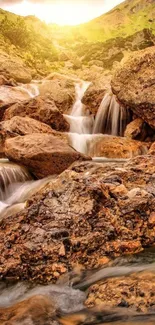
xmin=73 ymin=0 xmax=155 ymax=41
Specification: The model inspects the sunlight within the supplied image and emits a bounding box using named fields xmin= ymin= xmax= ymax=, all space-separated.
xmin=5 ymin=0 xmax=109 ymax=25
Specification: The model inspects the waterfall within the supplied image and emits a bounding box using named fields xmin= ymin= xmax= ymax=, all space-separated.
xmin=65 ymin=81 xmax=136 ymax=158
xmin=0 ymin=161 xmax=31 ymax=201
xmin=93 ymin=93 xmax=131 ymax=136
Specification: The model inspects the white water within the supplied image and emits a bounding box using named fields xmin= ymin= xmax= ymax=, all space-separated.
xmin=93 ymin=93 xmax=131 ymax=136
xmin=0 ymin=160 xmax=55 ymax=219
xmin=65 ymin=81 xmax=132 ymax=156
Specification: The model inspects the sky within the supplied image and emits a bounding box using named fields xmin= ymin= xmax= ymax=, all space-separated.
xmin=0 ymin=0 xmax=125 ymax=25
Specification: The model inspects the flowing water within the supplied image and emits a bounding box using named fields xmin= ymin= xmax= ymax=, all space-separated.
xmin=0 ymin=80 xmax=153 ymax=324
xmin=65 ymin=81 xmax=134 ymax=158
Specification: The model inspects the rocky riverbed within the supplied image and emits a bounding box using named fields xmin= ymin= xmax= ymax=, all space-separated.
xmin=0 ymin=29 xmax=154 ymax=325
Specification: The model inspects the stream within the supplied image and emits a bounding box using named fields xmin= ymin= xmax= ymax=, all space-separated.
xmin=0 ymin=79 xmax=154 ymax=324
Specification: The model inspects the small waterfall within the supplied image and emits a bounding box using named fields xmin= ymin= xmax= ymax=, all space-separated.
xmin=93 ymin=93 xmax=131 ymax=136
xmin=71 ymin=81 xmax=91 ymax=116
xmin=0 ymin=161 xmax=31 ymax=201
xmin=64 ymin=115 xmax=94 ymax=134
xmin=65 ymin=81 xmax=132 ymax=157
xmin=0 ymin=159 xmax=56 ymax=220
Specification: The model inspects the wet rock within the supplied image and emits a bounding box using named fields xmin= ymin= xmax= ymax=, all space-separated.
xmin=88 ymin=135 xmax=150 ymax=158
xmin=82 ymin=88 xmax=107 ymax=115
xmin=86 ymin=272 xmax=155 ymax=313
xmin=0 ymin=295 xmax=59 ymax=325
xmin=5 ymin=133 xmax=89 ymax=178
xmin=112 ymin=46 xmax=155 ymax=128
xmin=3 ymin=96 xmax=70 ymax=132
xmin=0 ymin=155 xmax=154 ymax=283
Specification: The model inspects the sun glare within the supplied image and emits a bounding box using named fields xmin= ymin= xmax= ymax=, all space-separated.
xmin=5 ymin=0 xmax=104 ymax=26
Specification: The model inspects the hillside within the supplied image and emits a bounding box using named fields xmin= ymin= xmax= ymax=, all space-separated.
xmin=74 ymin=0 xmax=155 ymax=41
xmin=0 ymin=0 xmax=154 ymax=80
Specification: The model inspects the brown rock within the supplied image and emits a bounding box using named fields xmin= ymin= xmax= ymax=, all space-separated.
xmin=39 ymin=73 xmax=76 ymax=113
xmin=86 ymin=272 xmax=155 ymax=313
xmin=3 ymin=96 xmax=70 ymax=132
xmin=0 ymin=295 xmax=58 ymax=325
xmin=0 ymin=155 xmax=154 ymax=283
xmin=149 ymin=142 xmax=155 ymax=155
xmin=0 ymin=116 xmax=53 ymax=140
xmin=124 ymin=118 xmax=144 ymax=139
xmin=88 ymin=135 xmax=150 ymax=158
xmin=82 ymin=88 xmax=107 ymax=115
xmin=0 ymin=51 xmax=32 ymax=83
xmin=112 ymin=46 xmax=155 ymax=128
xmin=5 ymin=133 xmax=89 ymax=178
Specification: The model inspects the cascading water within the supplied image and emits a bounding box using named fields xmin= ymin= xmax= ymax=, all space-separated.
xmin=0 ymin=160 xmax=55 ymax=220
xmin=93 ymin=93 xmax=131 ymax=136
xmin=65 ymin=81 xmax=132 ymax=156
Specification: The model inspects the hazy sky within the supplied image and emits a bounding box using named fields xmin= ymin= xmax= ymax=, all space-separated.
xmin=0 ymin=0 xmax=125 ymax=25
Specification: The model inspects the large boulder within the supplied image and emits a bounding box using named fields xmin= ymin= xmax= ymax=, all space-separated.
xmin=0 ymin=155 xmax=154 ymax=283
xmin=3 ymin=96 xmax=70 ymax=132
xmin=0 ymin=51 xmax=32 ymax=83
xmin=39 ymin=73 xmax=77 ymax=114
xmin=0 ymin=116 xmax=53 ymax=140
xmin=87 ymin=135 xmax=150 ymax=158
xmin=111 ymin=46 xmax=155 ymax=128
xmin=4 ymin=133 xmax=89 ymax=178
xmin=0 ymin=85 xmax=35 ymax=120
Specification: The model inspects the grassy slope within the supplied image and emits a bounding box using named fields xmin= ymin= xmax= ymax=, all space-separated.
xmin=71 ymin=0 xmax=155 ymax=41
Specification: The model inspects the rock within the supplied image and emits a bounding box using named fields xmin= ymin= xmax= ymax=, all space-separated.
xmin=0 ymin=155 xmax=154 ymax=283
xmin=124 ymin=118 xmax=145 ymax=139
xmin=0 ymin=51 xmax=32 ymax=83
xmin=111 ymin=46 xmax=155 ymax=128
xmin=88 ymin=135 xmax=150 ymax=158
xmin=0 ymin=85 xmax=35 ymax=121
xmin=86 ymin=272 xmax=155 ymax=313
xmin=0 ymin=116 xmax=54 ymax=140
xmin=39 ymin=73 xmax=76 ymax=113
xmin=3 ymin=96 xmax=70 ymax=132
xmin=82 ymin=89 xmax=107 ymax=115
xmin=149 ymin=142 xmax=155 ymax=155
xmin=0 ymin=295 xmax=59 ymax=325
xmin=5 ymin=133 xmax=89 ymax=178
xmin=0 ymin=74 xmax=16 ymax=86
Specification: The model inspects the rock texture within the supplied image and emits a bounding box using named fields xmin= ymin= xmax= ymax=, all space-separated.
xmin=3 ymin=96 xmax=70 ymax=132
xmin=111 ymin=46 xmax=155 ymax=128
xmin=0 ymin=295 xmax=59 ymax=325
xmin=0 ymin=116 xmax=54 ymax=140
xmin=5 ymin=133 xmax=88 ymax=178
xmin=149 ymin=142 xmax=155 ymax=155
xmin=0 ymin=155 xmax=154 ymax=283
xmin=124 ymin=118 xmax=144 ymax=139
xmin=0 ymin=51 xmax=32 ymax=83
xmin=86 ymin=272 xmax=155 ymax=313
xmin=88 ymin=135 xmax=150 ymax=158
xmin=39 ymin=73 xmax=76 ymax=113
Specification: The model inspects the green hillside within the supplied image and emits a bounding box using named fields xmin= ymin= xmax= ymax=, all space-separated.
xmin=74 ymin=0 xmax=155 ymax=41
